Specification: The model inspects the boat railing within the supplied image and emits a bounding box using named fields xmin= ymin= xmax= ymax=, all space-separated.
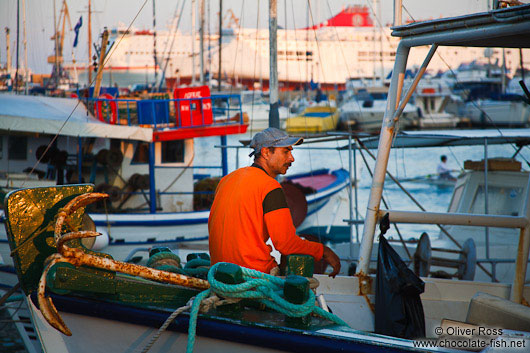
xmin=364 ymin=208 xmax=530 ymax=300
xmin=85 ymin=94 xmax=244 ymax=130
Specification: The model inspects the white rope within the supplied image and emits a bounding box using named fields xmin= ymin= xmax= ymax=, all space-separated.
xmin=140 ymin=297 xmax=194 ymax=353
xmin=140 ymin=294 xmax=240 ymax=353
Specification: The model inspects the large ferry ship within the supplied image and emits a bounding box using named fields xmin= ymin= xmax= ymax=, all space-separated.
xmin=67 ymin=5 xmax=530 ymax=90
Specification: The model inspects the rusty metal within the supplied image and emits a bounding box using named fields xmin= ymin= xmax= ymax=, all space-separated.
xmin=38 ymin=192 xmax=210 ymax=336
xmin=356 ymin=271 xmax=375 ymax=313
xmin=54 ymin=193 xmax=109 ymax=243
xmin=57 ymin=231 xmax=101 ymax=250
xmin=356 ymin=271 xmax=372 ymax=296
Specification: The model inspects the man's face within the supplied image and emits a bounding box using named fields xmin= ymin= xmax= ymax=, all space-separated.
xmin=266 ymin=146 xmax=295 ymax=175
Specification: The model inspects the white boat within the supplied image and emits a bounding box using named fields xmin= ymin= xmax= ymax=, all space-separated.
xmin=0 ymin=92 xmax=349 ymax=265
xmin=464 ymin=98 xmax=530 ymax=127
xmin=238 ymin=90 xmax=291 ymax=131
xmin=439 ymin=59 xmax=530 ymax=127
xmin=3 ymin=5 xmax=530 ymax=353
xmin=412 ymin=79 xmax=461 ymax=129
xmin=338 ymin=86 xmax=420 ymax=131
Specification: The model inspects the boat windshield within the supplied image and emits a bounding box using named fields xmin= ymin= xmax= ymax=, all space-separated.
xmin=355 ymin=91 xmax=387 ymax=101
xmin=469 ymin=185 xmax=525 ymax=216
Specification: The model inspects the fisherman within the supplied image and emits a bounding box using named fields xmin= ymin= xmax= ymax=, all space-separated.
xmin=208 ymin=127 xmax=341 ymax=277
xmin=436 ymin=155 xmax=456 ymax=181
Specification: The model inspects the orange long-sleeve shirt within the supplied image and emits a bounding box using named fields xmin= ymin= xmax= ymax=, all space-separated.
xmin=208 ymin=165 xmax=324 ymax=274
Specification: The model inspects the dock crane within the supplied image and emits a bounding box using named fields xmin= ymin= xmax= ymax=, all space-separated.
xmin=47 ymin=0 xmax=74 ymax=90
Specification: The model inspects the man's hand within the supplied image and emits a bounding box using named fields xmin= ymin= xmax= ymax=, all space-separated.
xmin=322 ymin=246 xmax=341 ymax=278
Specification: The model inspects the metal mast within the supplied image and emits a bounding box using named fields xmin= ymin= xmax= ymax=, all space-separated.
xmin=268 ymin=0 xmax=279 ymax=128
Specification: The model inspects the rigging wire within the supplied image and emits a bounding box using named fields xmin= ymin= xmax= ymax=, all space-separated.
xmin=289 ymin=0 xmax=305 ymax=111
xmin=404 ymin=6 xmax=530 ymax=170
xmin=221 ymin=0 xmax=245 ymax=140
xmin=158 ymin=0 xmax=187 ymax=91
xmin=248 ymin=0 xmax=261 ymax=137
xmin=302 ymin=0 xmax=353 ymax=231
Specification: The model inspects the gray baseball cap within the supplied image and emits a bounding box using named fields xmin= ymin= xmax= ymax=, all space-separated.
xmin=249 ymin=127 xmax=303 ymax=157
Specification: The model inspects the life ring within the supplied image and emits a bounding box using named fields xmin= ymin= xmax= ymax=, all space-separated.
xmin=96 ymin=93 xmax=118 ymax=124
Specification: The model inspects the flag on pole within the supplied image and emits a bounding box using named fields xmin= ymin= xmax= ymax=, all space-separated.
xmin=73 ymin=16 xmax=83 ymax=48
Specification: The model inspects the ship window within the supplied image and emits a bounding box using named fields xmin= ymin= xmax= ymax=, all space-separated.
xmin=469 ymin=185 xmax=524 ymax=216
xmin=8 ymin=136 xmax=27 ymax=161
xmin=132 ymin=142 xmax=149 ymax=164
xmin=448 ymin=184 xmax=464 ymax=213
xmin=162 ymin=140 xmax=184 ymax=163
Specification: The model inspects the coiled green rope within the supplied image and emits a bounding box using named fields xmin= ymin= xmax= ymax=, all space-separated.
xmin=186 ymin=262 xmax=349 ymax=353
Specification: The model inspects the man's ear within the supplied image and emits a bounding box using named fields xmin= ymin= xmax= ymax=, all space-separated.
xmin=261 ymin=147 xmax=271 ymax=160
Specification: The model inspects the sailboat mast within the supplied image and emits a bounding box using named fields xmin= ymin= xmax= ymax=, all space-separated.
xmin=207 ymin=0 xmax=211 ymax=86
xmin=218 ymin=0 xmax=222 ymax=92
xmin=199 ymin=0 xmax=205 ymax=84
xmin=192 ymin=0 xmax=196 ymax=85
xmin=268 ymin=0 xmax=279 ymax=128
xmin=153 ymin=0 xmax=158 ymax=88
xmin=393 ymin=0 xmax=402 ymax=26
xmin=88 ymin=0 xmax=92 ymax=85
xmin=22 ymin=0 xmax=28 ymax=94
xmin=378 ymin=0 xmax=384 ymax=83
xmin=15 ymin=0 xmax=20 ymax=93
xmin=93 ymin=29 xmax=109 ymax=97
xmin=5 ymin=28 xmax=11 ymax=73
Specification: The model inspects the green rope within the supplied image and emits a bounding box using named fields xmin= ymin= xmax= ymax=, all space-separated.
xmin=184 ymin=259 xmax=210 ymax=269
xmin=185 ymin=262 xmax=349 ymax=353
xmin=151 ymin=259 xmax=210 ymax=279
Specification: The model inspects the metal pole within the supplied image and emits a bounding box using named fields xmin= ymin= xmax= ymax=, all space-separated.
xmin=510 ymin=173 xmax=530 ymax=303
xmin=354 ymin=141 xmax=359 ymax=243
xmin=393 ymin=0 xmax=402 ymax=27
xmin=22 ymin=0 xmax=28 ymax=94
xmin=269 ymin=0 xmax=279 ymax=128
xmin=15 ymin=0 xmax=20 ymax=94
xmin=153 ymin=0 xmax=158 ymax=88
xmin=93 ymin=29 xmax=109 ymax=98
xmin=218 ymin=0 xmax=222 ymax=92
xmin=356 ymin=43 xmax=410 ymax=276
xmin=393 ymin=44 xmax=438 ymax=120
xmin=199 ymin=0 xmax=205 ymax=84
xmin=88 ymin=0 xmax=92 ymax=85
xmin=348 ymin=134 xmax=354 ymax=259
xmin=5 ymin=28 xmax=11 ymax=73
xmin=221 ymin=135 xmax=228 ymax=176
xmin=371 ymin=0 xmax=376 ymax=85
xmin=379 ymin=210 xmax=528 ymax=228
xmin=484 ymin=138 xmax=490 ymax=261
xmin=149 ymin=142 xmax=156 ymax=213
xmin=191 ymin=0 xmax=196 ymax=85
xmin=235 ymin=144 xmax=239 ymax=169
xmin=207 ymin=0 xmax=212 ymax=86
xmin=378 ymin=0 xmax=384 ymax=84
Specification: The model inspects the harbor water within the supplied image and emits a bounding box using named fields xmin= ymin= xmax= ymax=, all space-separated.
xmin=195 ymin=133 xmax=530 ymax=242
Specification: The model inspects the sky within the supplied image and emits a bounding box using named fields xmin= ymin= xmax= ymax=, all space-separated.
xmin=0 ymin=0 xmax=508 ymax=74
